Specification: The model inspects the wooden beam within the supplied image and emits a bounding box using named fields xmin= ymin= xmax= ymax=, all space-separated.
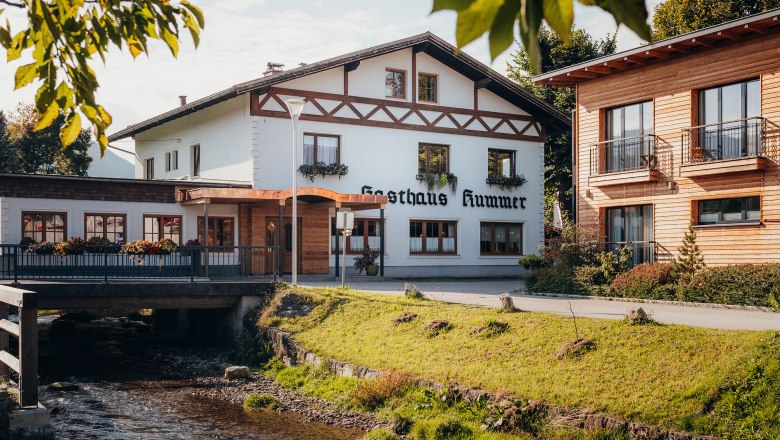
xmin=604 ymin=61 xmax=629 ymax=71
xmin=644 ymin=49 xmax=669 ymax=59
xmin=717 ymin=30 xmax=740 ymax=41
xmin=344 ymin=61 xmax=360 ymax=72
xmin=474 ymin=78 xmax=491 ymax=89
xmin=585 ymin=66 xmax=611 ymax=74
xmin=412 ymin=42 xmax=429 ymax=53
xmin=744 ymin=23 xmax=768 ymax=35
xmin=691 ymin=37 xmax=714 ymax=47
xmin=566 ymin=70 xmax=599 ymax=79
xmin=667 ymin=44 xmax=689 ymax=54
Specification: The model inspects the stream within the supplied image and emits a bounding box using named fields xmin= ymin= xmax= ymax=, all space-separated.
xmin=36 ymin=312 xmax=362 ymax=439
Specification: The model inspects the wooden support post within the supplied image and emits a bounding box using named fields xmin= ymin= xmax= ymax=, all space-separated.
xmin=334 ymin=206 xmax=340 ymax=278
xmin=379 ymin=206 xmax=385 ymax=277
xmin=0 ymin=304 xmax=7 ymax=380
xmin=278 ymin=202 xmax=284 ymax=276
xmin=203 ymin=203 xmax=209 ymax=279
xmin=18 ymin=306 xmax=37 ymax=408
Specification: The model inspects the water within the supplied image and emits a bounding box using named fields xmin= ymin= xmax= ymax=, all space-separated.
xmin=37 ymin=313 xmax=361 ymax=440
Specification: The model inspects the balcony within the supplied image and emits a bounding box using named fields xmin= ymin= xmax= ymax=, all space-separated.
xmin=681 ymin=117 xmax=766 ymax=177
xmin=588 ymin=135 xmax=659 ymax=187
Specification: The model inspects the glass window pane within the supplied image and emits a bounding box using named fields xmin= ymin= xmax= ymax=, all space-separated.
xmin=508 ymin=224 xmax=522 ymax=253
xmin=746 ymin=80 xmax=760 ymax=118
xmin=642 ymin=101 xmax=653 ymax=134
xmin=480 ymin=223 xmax=491 ymax=253
xmin=385 ymin=70 xmax=404 ymax=98
xmin=317 ymin=136 xmax=339 ymax=164
xmin=721 ymin=198 xmax=743 ymax=222
xmin=303 ymin=135 xmax=315 ymax=165
xmin=409 ymin=221 xmax=422 ymax=253
xmin=418 ymin=145 xmax=426 ymax=174
xmin=702 ymin=88 xmax=719 ymax=125
xmin=606 ymin=208 xmax=624 ymax=242
xmin=623 ymin=103 xmax=641 ymax=138
xmin=721 ymin=84 xmax=742 ymax=123
xmin=746 ymin=197 xmax=760 ymax=220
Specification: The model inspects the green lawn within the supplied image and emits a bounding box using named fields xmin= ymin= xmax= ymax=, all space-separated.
xmin=270 ymin=288 xmax=780 ymax=437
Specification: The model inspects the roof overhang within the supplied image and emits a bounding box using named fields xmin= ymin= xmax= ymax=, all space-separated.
xmin=177 ymin=187 xmax=388 ymax=211
xmin=533 ymin=9 xmax=780 ymax=88
xmin=109 ymin=32 xmax=570 ymax=142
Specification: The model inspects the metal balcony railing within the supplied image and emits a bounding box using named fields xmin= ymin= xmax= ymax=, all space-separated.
xmin=0 ymin=245 xmax=280 ymax=282
xmin=588 ymin=134 xmax=658 ymax=176
xmin=682 ymin=117 xmax=765 ymax=164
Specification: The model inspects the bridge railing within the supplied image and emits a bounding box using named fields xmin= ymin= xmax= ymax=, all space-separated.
xmin=0 ymin=285 xmax=38 ymax=408
xmin=0 ymin=245 xmax=280 ymax=282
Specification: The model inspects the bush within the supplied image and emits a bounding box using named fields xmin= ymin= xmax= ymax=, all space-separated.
xmin=483 ymin=399 xmax=548 ymax=435
xmin=611 ymin=263 xmax=675 ymax=299
xmin=54 ymin=237 xmax=89 ymax=256
xmin=243 ymin=392 xmax=279 ymax=410
xmin=686 ymin=264 xmax=780 ymax=308
xmin=26 ymin=241 xmax=55 ymax=255
xmin=573 ymin=266 xmax=609 ymax=295
xmin=518 ymin=254 xmax=549 ymax=270
xmin=350 ymin=373 xmax=411 ymax=410
xmin=527 ymin=266 xmax=581 ymax=295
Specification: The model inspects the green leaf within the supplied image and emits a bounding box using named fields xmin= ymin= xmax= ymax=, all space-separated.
xmin=14 ymin=63 xmax=38 ymax=89
xmin=34 ymin=101 xmax=60 ymax=131
xmin=60 ymin=112 xmax=82 ymax=146
xmin=518 ymin=0 xmax=544 ymax=73
xmin=181 ymin=1 xmax=205 ymax=28
xmin=454 ymin=0 xmax=504 ymax=48
xmin=488 ymin=0 xmax=521 ymax=60
xmin=596 ymin=0 xmax=650 ymax=41
xmin=431 ymin=0 xmax=477 ymax=12
xmin=161 ymin=26 xmax=178 ymax=57
xmin=543 ymin=0 xmax=573 ymax=42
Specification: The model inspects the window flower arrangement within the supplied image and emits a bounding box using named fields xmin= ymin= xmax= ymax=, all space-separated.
xmin=416 ymin=172 xmax=457 ymax=192
xmin=158 ymin=238 xmax=178 ymax=255
xmin=26 ymin=241 xmax=55 ymax=255
xmin=87 ymin=236 xmax=122 ymax=254
xmin=53 ymin=237 xmax=89 ymax=257
xmin=19 ymin=237 xmax=35 ymax=249
xmin=121 ymin=240 xmax=161 ymax=255
xmin=485 ymin=174 xmax=527 ymax=191
xmin=298 ymin=162 xmax=349 ymax=182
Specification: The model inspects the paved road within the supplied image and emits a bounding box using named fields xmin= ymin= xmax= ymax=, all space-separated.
xmin=300 ymin=279 xmax=780 ymax=331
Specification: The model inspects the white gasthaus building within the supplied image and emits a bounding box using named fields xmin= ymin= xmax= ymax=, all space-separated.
xmin=0 ymin=33 xmax=568 ymax=278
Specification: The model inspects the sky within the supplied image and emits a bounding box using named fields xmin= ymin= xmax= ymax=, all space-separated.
xmin=0 ymin=0 xmax=663 ymax=146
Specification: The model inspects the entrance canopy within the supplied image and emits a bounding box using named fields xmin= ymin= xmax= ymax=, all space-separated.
xmin=176 ymin=186 xmax=387 ymax=211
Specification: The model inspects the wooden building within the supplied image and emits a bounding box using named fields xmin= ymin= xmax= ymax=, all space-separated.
xmin=534 ymin=10 xmax=780 ymax=265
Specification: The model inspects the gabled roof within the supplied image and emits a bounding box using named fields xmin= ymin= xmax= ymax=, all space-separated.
xmin=109 ymin=32 xmax=569 ymax=141
xmin=533 ymin=9 xmax=780 ymax=88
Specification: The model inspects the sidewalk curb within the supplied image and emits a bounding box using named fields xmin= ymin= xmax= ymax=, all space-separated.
xmin=513 ymin=290 xmax=778 ymax=314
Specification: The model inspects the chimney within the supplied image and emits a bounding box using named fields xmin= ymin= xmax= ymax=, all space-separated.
xmin=179 ymin=95 xmax=187 ymax=106
xmin=263 ymin=62 xmax=285 ymax=77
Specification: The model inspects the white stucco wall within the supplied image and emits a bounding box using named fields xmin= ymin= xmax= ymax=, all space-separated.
xmin=0 ymin=197 xmax=238 ymax=245
xmin=133 ymin=96 xmax=252 ymax=183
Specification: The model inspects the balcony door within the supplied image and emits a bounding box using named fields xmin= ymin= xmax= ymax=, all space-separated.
xmin=605 ymin=101 xmax=653 ymax=172
xmin=699 ymin=79 xmax=760 ymax=161
xmin=606 ymin=205 xmax=654 ymax=265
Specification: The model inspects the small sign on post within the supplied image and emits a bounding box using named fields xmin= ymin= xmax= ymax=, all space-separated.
xmin=337 ymin=211 xmax=355 ymax=287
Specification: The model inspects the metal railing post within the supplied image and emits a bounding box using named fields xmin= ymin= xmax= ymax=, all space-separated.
xmin=190 ymin=248 xmax=195 ymax=283
xmin=13 ymin=246 xmax=19 ymax=285
xmin=104 ymin=248 xmax=109 ymax=283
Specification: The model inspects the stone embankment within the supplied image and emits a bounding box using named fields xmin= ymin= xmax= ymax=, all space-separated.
xmin=266 ymin=327 xmax=719 ymax=440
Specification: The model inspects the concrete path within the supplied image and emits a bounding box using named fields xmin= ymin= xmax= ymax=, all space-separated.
xmin=299 ymin=279 xmax=780 ymax=331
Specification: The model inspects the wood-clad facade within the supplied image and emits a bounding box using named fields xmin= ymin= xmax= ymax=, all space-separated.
xmin=536 ymin=11 xmax=780 ymax=265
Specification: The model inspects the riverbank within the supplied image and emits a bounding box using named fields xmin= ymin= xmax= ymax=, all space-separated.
xmin=37 ymin=312 xmax=372 ymax=439
xmin=259 ymin=287 xmax=780 ymax=439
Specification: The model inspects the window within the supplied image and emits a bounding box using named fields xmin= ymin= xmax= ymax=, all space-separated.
xmin=698 ymin=196 xmax=760 ymax=225
xmin=605 ymin=101 xmax=653 ymax=172
xmin=487 ymin=149 xmax=516 ymax=177
xmin=303 ymin=134 xmax=340 ymax=165
xmin=331 ymin=218 xmax=381 ymax=253
xmin=409 ymin=220 xmax=456 ymax=254
xmin=418 ymin=73 xmax=437 ymax=102
xmin=480 ymin=222 xmax=522 ymax=255
xmin=385 ymin=69 xmax=405 ymax=99
xmin=418 ymin=143 xmax=449 ymax=175
xmin=22 ymin=212 xmax=66 ymax=243
xmin=192 ymin=144 xmax=201 ymax=177
xmin=698 ymin=79 xmax=761 ymax=160
xmin=197 ymin=217 xmax=235 ymax=248
xmin=143 ymin=215 xmax=182 ymax=244
xmin=85 ymin=214 xmax=126 ymax=243
xmin=605 ymin=205 xmax=654 ymax=265
xmin=144 ymin=158 xmax=154 ymax=180
xmin=165 ymin=150 xmax=178 ymax=172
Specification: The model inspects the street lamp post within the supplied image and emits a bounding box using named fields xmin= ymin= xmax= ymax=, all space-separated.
xmin=283 ymin=98 xmax=306 ymax=286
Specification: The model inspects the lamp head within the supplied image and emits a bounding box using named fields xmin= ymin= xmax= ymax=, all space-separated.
xmin=283 ymin=98 xmax=306 ymax=119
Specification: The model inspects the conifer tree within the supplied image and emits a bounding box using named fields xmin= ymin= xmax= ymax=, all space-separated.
xmin=674 ymin=221 xmax=705 ymax=278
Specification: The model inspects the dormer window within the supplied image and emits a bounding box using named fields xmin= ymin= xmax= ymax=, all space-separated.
xmin=385 ymin=69 xmax=406 ymax=99
xmin=418 ymin=73 xmax=437 ymax=103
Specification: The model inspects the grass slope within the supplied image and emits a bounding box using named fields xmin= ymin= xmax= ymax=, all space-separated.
xmin=272 ymin=288 xmax=779 ymax=438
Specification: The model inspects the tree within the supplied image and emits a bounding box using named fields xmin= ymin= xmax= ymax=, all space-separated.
xmin=431 ymin=0 xmax=649 ymax=73
xmin=1 ymin=104 xmax=92 ymax=176
xmin=507 ymin=26 xmax=616 ymax=217
xmin=673 ymin=221 xmax=705 ymax=278
xmin=653 ymin=0 xmax=780 ymax=40
xmin=0 ymin=0 xmax=204 ymax=155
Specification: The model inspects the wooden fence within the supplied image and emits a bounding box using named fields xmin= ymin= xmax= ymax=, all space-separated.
xmin=0 ymin=285 xmax=38 ymax=408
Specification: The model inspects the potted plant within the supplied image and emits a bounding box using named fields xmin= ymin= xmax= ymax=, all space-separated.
xmin=353 ymin=247 xmax=379 ymax=276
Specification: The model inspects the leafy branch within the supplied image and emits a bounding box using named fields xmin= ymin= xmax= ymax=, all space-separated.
xmin=485 ymin=174 xmax=527 ymax=191
xmin=0 ymin=0 xmax=205 ymax=155
xmin=298 ymin=162 xmax=349 ymax=182
xmin=431 ymin=0 xmax=650 ymax=73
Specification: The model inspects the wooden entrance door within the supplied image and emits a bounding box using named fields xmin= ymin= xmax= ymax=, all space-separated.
xmin=265 ymin=217 xmax=302 ymax=274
